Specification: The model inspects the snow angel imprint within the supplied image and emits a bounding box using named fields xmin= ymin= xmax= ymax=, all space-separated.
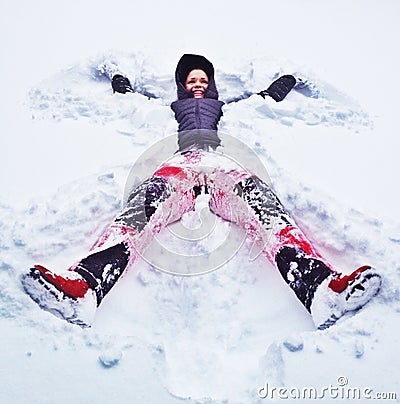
xmin=21 ymin=54 xmax=382 ymax=330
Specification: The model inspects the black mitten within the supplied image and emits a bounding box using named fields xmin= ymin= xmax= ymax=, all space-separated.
xmin=258 ymin=74 xmax=296 ymax=102
xmin=111 ymin=74 xmax=134 ymax=94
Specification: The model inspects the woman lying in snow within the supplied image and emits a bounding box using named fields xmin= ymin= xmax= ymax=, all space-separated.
xmin=21 ymin=54 xmax=382 ymax=330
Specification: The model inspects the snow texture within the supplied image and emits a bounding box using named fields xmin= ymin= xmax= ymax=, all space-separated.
xmin=1 ymin=1 xmax=400 ymax=403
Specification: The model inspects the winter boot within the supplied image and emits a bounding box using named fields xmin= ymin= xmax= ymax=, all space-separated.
xmin=21 ymin=265 xmax=97 ymax=328
xmin=310 ymin=265 xmax=382 ymax=329
xmin=275 ymin=245 xmax=335 ymax=313
xmin=21 ymin=241 xmax=131 ymax=327
xmin=275 ymin=245 xmax=382 ymax=329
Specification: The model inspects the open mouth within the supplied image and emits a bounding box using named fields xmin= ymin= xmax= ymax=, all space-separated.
xmin=193 ymin=90 xmax=204 ymax=97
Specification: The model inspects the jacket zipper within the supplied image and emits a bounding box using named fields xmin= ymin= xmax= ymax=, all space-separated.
xmin=195 ymin=99 xmax=201 ymax=129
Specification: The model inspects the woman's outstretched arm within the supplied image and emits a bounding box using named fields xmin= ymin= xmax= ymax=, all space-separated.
xmin=225 ymin=74 xmax=319 ymax=104
xmin=97 ymin=60 xmax=161 ymax=99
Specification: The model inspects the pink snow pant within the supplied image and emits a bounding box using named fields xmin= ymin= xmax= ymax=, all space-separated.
xmin=72 ymin=150 xmax=336 ymax=310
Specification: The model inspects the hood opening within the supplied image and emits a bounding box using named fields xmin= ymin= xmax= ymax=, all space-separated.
xmin=175 ymin=54 xmax=219 ymax=100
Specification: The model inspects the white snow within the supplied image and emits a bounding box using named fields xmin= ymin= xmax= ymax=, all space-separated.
xmin=1 ymin=1 xmax=400 ymax=403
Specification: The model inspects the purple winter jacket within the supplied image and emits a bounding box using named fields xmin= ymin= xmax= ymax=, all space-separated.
xmin=170 ymin=55 xmax=224 ymax=151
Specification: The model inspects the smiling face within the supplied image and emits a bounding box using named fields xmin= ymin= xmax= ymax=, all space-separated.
xmin=185 ymin=69 xmax=209 ymax=98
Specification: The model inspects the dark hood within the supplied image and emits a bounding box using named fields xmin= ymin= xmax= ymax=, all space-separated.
xmin=175 ymin=54 xmax=219 ymax=100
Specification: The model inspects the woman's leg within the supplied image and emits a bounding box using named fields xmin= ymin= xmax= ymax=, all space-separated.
xmin=21 ymin=166 xmax=197 ymax=326
xmin=209 ymin=172 xmax=381 ymax=329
